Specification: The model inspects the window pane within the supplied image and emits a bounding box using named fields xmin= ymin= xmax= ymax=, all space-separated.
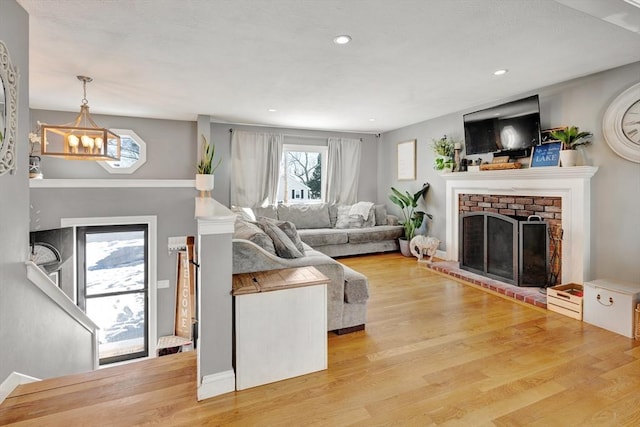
xmin=85 ymin=231 xmax=145 ymax=295
xmin=280 ymin=151 xmax=322 ymax=203
xmin=87 ymin=292 xmax=145 ymax=360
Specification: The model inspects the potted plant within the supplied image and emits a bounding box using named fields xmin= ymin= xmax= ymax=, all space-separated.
xmin=389 ymin=183 xmax=433 ymax=256
xmin=549 ymin=126 xmax=592 ymax=167
xmin=195 ymin=135 xmax=222 ymax=196
xmin=432 ymin=135 xmax=457 ymax=172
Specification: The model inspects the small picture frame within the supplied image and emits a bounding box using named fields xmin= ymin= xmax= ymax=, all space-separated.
xmin=397 ymin=139 xmax=416 ymax=180
xmin=530 ymin=142 xmax=562 ymax=167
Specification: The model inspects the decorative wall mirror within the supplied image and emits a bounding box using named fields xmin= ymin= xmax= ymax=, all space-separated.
xmin=0 ymin=40 xmax=19 ymax=176
xmin=97 ymin=128 xmax=147 ymax=174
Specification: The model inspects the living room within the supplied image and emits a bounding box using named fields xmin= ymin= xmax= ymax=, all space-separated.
xmin=1 ymin=0 xmax=640 ymax=424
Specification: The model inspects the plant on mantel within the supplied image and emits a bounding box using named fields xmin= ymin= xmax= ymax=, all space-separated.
xmin=549 ymin=126 xmax=593 ymax=150
xmin=195 ymin=135 xmax=222 ymax=196
xmin=431 ymin=135 xmax=459 ymax=171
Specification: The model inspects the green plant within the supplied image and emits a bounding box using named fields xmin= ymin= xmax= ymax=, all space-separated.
xmin=432 ymin=135 xmax=460 ymax=170
xmin=196 ymin=135 xmax=222 ymax=174
xmin=549 ymin=126 xmax=592 ymax=150
xmin=389 ymin=183 xmax=433 ymax=240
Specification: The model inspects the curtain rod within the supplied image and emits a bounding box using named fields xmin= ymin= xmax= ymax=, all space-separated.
xmin=229 ymin=128 xmax=363 ymax=142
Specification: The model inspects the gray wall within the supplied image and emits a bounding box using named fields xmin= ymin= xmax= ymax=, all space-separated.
xmin=0 ymin=0 xmax=93 ymax=381
xmin=378 ymin=61 xmax=640 ymax=283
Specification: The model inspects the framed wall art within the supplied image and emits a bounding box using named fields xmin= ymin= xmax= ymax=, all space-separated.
xmin=397 ymin=139 xmax=416 ymax=180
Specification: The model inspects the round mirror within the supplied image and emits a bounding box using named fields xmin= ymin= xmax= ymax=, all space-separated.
xmin=0 ymin=40 xmax=19 ymax=176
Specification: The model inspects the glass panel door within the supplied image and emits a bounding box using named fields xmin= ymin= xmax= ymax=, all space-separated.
xmin=77 ymin=224 xmax=148 ymax=365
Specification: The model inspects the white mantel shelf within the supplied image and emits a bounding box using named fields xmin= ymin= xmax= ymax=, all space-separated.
xmin=441 ymin=166 xmax=598 ymax=182
xmin=442 ymin=165 xmax=599 ymax=284
xmin=29 ymin=179 xmax=195 ymax=188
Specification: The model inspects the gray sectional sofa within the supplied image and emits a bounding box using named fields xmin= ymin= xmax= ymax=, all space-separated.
xmin=231 ymin=202 xmax=403 ymax=334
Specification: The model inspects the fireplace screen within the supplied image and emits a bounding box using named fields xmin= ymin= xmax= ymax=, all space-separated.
xmin=459 ymin=212 xmax=548 ymax=287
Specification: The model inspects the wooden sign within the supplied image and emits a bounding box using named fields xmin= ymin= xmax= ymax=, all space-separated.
xmin=175 ymin=236 xmax=196 ymax=339
xmin=530 ymin=142 xmax=561 ymax=167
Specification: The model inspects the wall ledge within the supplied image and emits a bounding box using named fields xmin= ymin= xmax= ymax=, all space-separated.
xmin=29 ymin=179 xmax=195 ymax=188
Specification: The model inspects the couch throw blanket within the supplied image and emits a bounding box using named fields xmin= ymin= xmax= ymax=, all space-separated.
xmin=349 ymin=202 xmax=374 ymax=219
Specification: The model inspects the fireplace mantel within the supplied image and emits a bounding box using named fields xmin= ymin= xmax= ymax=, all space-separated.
xmin=442 ymin=166 xmax=598 ymax=284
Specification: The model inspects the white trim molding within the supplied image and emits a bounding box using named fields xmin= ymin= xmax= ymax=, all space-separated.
xmin=197 ymin=370 xmax=236 ymax=401
xmin=442 ymin=166 xmax=598 ymax=284
xmin=0 ymin=372 xmax=40 ymax=405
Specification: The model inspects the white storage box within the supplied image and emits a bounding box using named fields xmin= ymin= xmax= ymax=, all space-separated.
xmin=583 ymin=279 xmax=640 ymax=338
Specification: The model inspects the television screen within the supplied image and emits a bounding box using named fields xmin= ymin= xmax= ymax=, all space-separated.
xmin=463 ymin=95 xmax=541 ymax=156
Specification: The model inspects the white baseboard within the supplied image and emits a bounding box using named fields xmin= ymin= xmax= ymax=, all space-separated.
xmin=435 ymin=249 xmax=448 ymax=261
xmin=197 ymin=369 xmax=235 ymax=401
xmin=0 ymin=372 xmax=40 ymax=404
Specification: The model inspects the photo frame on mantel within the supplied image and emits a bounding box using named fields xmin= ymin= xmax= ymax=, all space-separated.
xmin=397 ymin=139 xmax=416 ymax=180
xmin=530 ymin=142 xmax=561 ymax=168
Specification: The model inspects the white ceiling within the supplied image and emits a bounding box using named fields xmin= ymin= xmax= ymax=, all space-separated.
xmin=16 ymin=0 xmax=640 ymax=134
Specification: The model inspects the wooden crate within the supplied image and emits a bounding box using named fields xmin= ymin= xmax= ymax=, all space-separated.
xmin=547 ymin=283 xmax=583 ymax=320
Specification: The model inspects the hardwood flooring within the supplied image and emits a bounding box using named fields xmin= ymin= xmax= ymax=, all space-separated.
xmin=2 ymin=253 xmax=639 ymax=426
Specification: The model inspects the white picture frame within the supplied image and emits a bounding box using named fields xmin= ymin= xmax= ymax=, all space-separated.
xmin=397 ymin=139 xmax=416 ymax=181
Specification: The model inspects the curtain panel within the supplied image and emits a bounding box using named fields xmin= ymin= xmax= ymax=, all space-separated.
xmin=326 ymin=137 xmax=361 ymax=205
xmin=231 ymin=130 xmax=283 ymax=207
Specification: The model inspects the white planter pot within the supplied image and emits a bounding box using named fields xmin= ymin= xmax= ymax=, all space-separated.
xmin=195 ymin=174 xmax=214 ymax=194
xmin=560 ymin=150 xmax=578 ymax=167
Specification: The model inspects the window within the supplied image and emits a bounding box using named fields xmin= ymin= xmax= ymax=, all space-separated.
xmin=77 ymin=224 xmax=149 ymax=365
xmin=97 ymin=129 xmax=147 ymax=174
xmin=279 ymin=144 xmax=328 ymax=204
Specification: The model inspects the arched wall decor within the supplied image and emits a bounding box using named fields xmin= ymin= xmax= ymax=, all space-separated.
xmin=0 ymin=39 xmax=19 ymax=176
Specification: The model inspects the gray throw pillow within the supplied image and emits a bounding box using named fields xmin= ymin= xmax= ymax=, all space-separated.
xmin=257 ymin=218 xmax=305 ymax=259
xmin=233 ymin=218 xmax=276 ymax=255
xmin=374 ymin=204 xmax=388 ymax=225
xmin=335 ymin=205 xmax=365 ymax=229
xmin=257 ymin=216 xmax=305 ymax=254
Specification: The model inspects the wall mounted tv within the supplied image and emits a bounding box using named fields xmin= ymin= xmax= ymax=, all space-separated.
xmin=463 ymin=95 xmax=541 ymax=157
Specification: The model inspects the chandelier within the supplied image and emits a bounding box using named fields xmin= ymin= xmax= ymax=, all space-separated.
xmin=40 ymin=76 xmax=121 ymax=161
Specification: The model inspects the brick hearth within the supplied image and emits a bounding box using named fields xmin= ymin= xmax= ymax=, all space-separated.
xmin=428 ymin=260 xmax=547 ymax=309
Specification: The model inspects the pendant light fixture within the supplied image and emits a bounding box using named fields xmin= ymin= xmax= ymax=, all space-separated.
xmin=40 ymin=76 xmax=121 ymax=161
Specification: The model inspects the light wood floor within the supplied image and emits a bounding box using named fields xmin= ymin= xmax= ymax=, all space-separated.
xmin=2 ymin=253 xmax=639 ymax=426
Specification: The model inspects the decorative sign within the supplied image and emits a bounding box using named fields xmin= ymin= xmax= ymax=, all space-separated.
xmin=175 ymin=236 xmax=196 ymax=339
xmin=530 ymin=142 xmax=561 ymax=167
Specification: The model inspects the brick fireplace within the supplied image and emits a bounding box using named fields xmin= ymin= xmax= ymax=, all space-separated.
xmin=459 ymin=193 xmax=562 ymax=286
xmin=441 ymin=166 xmax=598 ymax=285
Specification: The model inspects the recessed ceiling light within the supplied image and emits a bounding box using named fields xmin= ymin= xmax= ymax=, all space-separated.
xmin=333 ymin=35 xmax=352 ymax=45
xmin=494 ymin=69 xmax=508 ymax=76
xmin=267 ymin=108 xmax=277 ymax=112
xmin=368 ymin=118 xmax=376 ymax=122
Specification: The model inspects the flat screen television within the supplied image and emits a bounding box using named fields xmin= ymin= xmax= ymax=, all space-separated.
xmin=463 ymin=95 xmax=541 ymax=157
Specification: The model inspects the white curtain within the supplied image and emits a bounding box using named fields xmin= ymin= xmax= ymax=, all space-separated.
xmin=326 ymin=137 xmax=361 ymax=205
xmin=231 ymin=130 xmax=283 ymax=207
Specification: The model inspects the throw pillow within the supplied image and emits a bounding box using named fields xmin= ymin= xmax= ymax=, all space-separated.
xmin=253 ymin=205 xmax=278 ymax=220
xmin=335 ymin=205 xmax=365 ymax=229
xmin=257 ymin=216 xmax=305 ymax=254
xmin=277 ymin=203 xmax=331 ymax=229
xmin=233 ymin=218 xmax=276 ymax=255
xmin=374 ymin=204 xmax=388 ymax=225
xmin=231 ymin=206 xmax=256 ymax=222
xmin=257 ymin=218 xmax=305 ymax=259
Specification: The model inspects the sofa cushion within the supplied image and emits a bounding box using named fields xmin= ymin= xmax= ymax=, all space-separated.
xmin=277 ymin=203 xmax=331 ymax=229
xmin=374 ymin=204 xmax=388 ymax=225
xmin=298 ymin=228 xmax=349 ymax=247
xmin=335 ymin=205 xmax=365 ymax=229
xmin=258 ymin=216 xmax=305 ymax=254
xmin=253 ymin=205 xmax=278 ymax=220
xmin=257 ymin=218 xmax=305 ymax=259
xmin=233 ymin=218 xmax=276 ymax=255
xmin=231 ymin=206 xmax=256 ymax=221
xmin=346 ymin=225 xmax=404 ymax=244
